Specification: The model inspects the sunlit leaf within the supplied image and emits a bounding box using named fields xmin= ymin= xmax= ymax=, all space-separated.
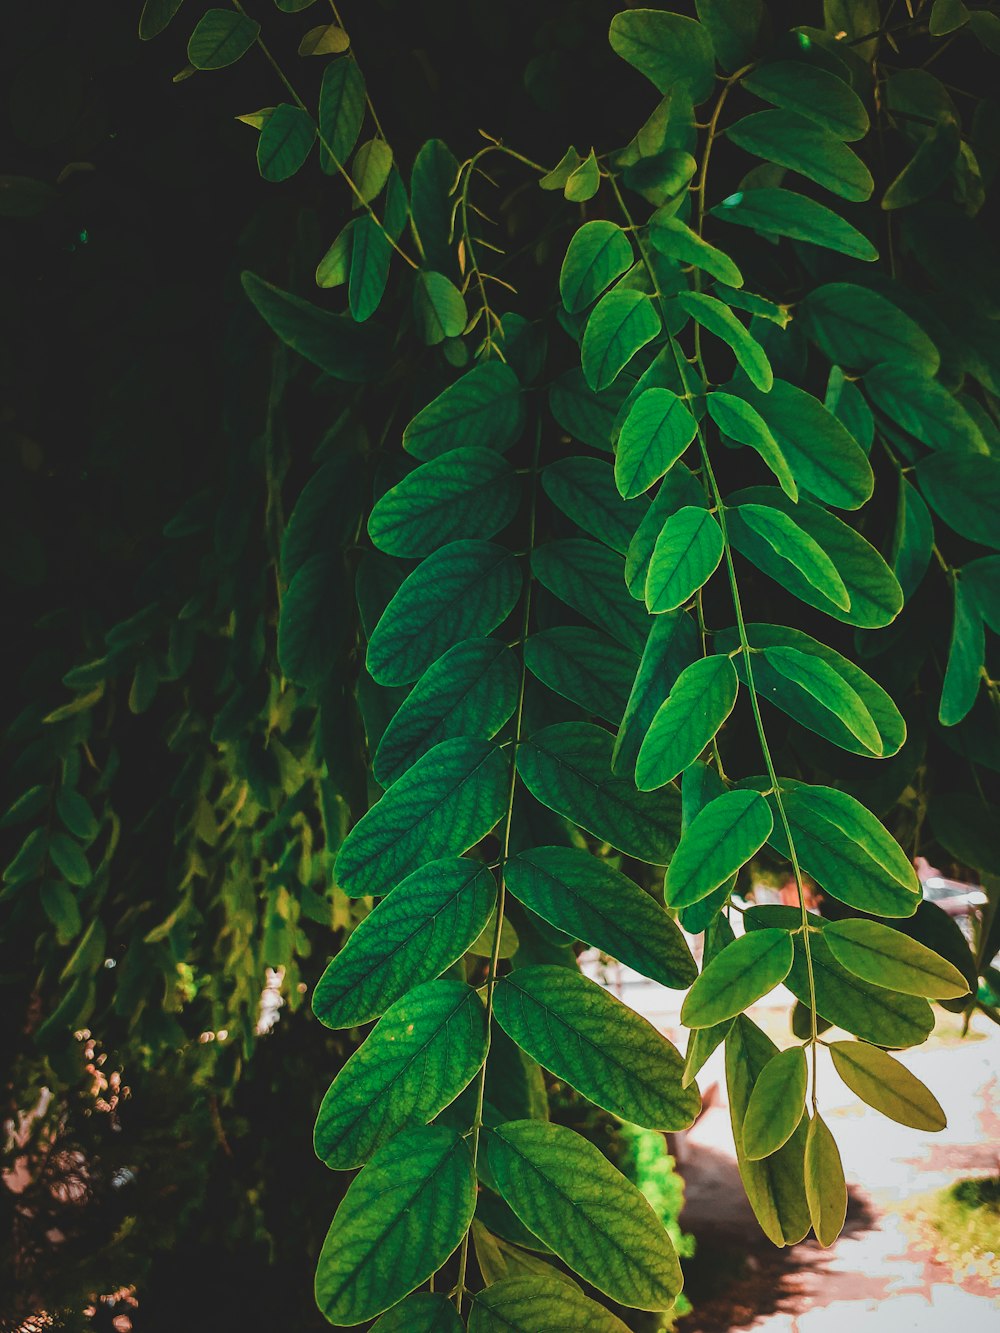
xmin=665 ymin=790 xmax=773 ymax=908
xmin=561 ymin=221 xmax=634 ymax=314
xmin=711 ymin=187 xmax=878 ymax=261
xmin=582 ymin=290 xmax=661 ymax=392
xmin=804 ymin=1114 xmax=846 ymax=1247
xmin=824 ymin=919 xmax=969 ymax=999
xmin=828 ymin=1041 xmax=947 ymax=1131
xmin=682 ymin=927 xmax=793 ymax=1027
xmin=676 ymin=291 xmax=773 ymax=390
xmin=614 ymin=388 xmax=698 ymax=500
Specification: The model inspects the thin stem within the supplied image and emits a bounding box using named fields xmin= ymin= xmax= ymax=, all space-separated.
xmin=232 ymin=0 xmax=418 ymax=268
xmin=453 ymin=417 xmax=543 ymax=1312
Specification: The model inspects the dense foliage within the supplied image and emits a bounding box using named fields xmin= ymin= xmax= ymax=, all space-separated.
xmin=3 ymin=0 xmax=1000 ymax=1327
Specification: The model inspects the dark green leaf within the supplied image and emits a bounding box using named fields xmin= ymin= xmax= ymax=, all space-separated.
xmin=368 ymin=448 xmax=519 ymax=558
xmin=727 ymin=109 xmax=873 ymax=200
xmin=561 ymin=222 xmax=635 ymax=313
xmin=742 ymin=61 xmax=869 ymax=140
xmin=242 ymin=272 xmax=389 ymax=382
xmin=403 ymin=363 xmax=523 ymax=461
xmin=516 ymin=722 xmax=680 ymax=864
xmin=864 ymin=363 xmax=987 ymax=455
xmin=187 ymin=9 xmax=259 ymax=69
xmin=494 ymin=966 xmax=699 ymax=1129
xmin=313 ymin=858 xmax=496 ymax=1027
xmin=139 ymin=0 xmax=185 ymax=40
xmin=890 ymin=476 xmax=934 ymax=602
xmin=489 ymin=1120 xmax=682 ymax=1310
xmin=373 ymin=1293 xmax=464 ymax=1333
xmin=916 ymin=451 xmax=1000 ymax=551
xmin=543 ymin=458 xmax=647 ymax=555
xmin=883 ymin=116 xmax=960 ymax=210
xmin=524 ymin=628 xmax=637 ymax=725
xmin=649 ymin=215 xmax=743 ymax=287
xmin=940 ymin=581 xmax=984 ymax=726
xmin=469 ymin=1276 xmax=631 ymax=1333
xmin=48 ymin=832 xmax=90 ymax=887
xmin=315 ymin=980 xmax=486 ymax=1168
xmin=549 ymin=368 xmax=629 ymax=452
xmin=505 ymin=846 xmax=696 ymax=988
xmin=696 ymin=0 xmax=762 ymax=70
xmin=711 ymin=188 xmax=878 ymax=261
xmin=374 ymin=639 xmax=519 ymax=786
xmin=349 ymin=215 xmax=392 ymax=321
xmin=367 ymin=540 xmax=521 ymax=686
xmin=318 ymin=58 xmax=366 ymax=171
xmin=738 ymin=505 xmax=851 ymax=610
xmin=532 ymin=539 xmax=649 ymax=654
xmin=315 ymin=1126 xmax=475 ymax=1324
xmin=335 ymin=740 xmax=508 ymax=898
xmin=799 ymin=282 xmax=940 ymax=373
xmin=257 ymin=104 xmax=314 ymax=182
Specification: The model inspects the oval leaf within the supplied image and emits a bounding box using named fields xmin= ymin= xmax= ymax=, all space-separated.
xmin=665 ymin=790 xmax=774 ymax=907
xmin=681 ymin=927 xmax=794 ymax=1028
xmin=636 ymin=655 xmax=739 ymax=790
xmin=743 ymin=1045 xmax=808 ymax=1161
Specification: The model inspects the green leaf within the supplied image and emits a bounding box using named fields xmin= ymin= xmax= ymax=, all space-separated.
xmin=711 ymin=188 xmax=878 ymax=262
xmin=681 ymin=927 xmax=793 ymax=1027
xmin=636 ymin=655 xmax=738 ymax=790
xmin=318 ymin=58 xmax=366 ymax=171
xmin=613 ymin=610 xmax=698 ymax=777
xmin=940 ymin=581 xmax=984 ymax=726
xmin=760 ymin=646 xmax=882 ymax=756
xmin=823 ymin=920 xmax=969 ymax=999
xmin=367 ymin=540 xmax=521 ymax=686
xmin=335 ymin=740 xmax=508 ymax=898
xmin=505 ymin=846 xmax=696 ymax=989
xmin=315 ymin=221 xmax=355 ymax=288
xmin=916 ymin=451 xmax=1000 ymax=551
xmin=743 ymin=1046 xmax=808 ymax=1161
xmin=726 ymin=1016 xmax=811 ymax=1246
xmin=706 ymin=391 xmax=797 ymax=501
xmin=516 ymin=722 xmax=680 ymax=864
xmin=313 ymin=858 xmax=496 ymax=1027
xmin=666 ymin=790 xmax=773 ymax=908
xmin=614 ymin=388 xmax=698 ymax=500
xmin=645 ymin=507 xmax=724 ymax=614
xmin=582 ymin=290 xmax=661 ymax=392
xmin=731 ymin=379 xmax=874 ymax=510
xmin=766 ymin=784 xmax=920 ymax=916
xmin=41 ymin=881 xmax=83 ymax=944
xmin=257 ymin=103 xmax=314 ymax=182
xmin=964 ymin=556 xmax=1000 ymax=635
xmin=2 ymin=786 xmax=48 ymax=829
xmin=139 ymin=0 xmax=185 ymax=40
xmin=564 ymin=148 xmax=600 ymax=203
xmin=549 ymin=368 xmax=629 ymax=452
xmin=696 ymin=0 xmax=762 ymax=70
xmin=56 ymin=789 xmax=98 ymax=842
xmin=738 ymin=505 xmax=851 ymax=611
xmin=882 ymin=116 xmax=960 ymax=210
xmin=682 ymin=915 xmax=736 ymax=1082
xmin=864 ymin=363 xmax=987 ymax=456
xmin=828 ymin=1041 xmax=946 ymax=1131
xmin=542 ymin=458 xmax=647 ymax=555
xmin=742 ymin=61 xmax=869 ymax=141
xmin=373 ymin=1293 xmax=464 ymax=1333
xmin=560 ymin=221 xmax=635 ymax=314
xmin=369 ymin=448 xmax=519 ymax=558
xmin=891 ymin=475 xmax=934 ymax=601
xmin=726 ymin=486 xmax=903 ymax=628
xmin=348 ymin=214 xmax=391 ymax=321
xmin=649 ymin=215 xmax=743 ymax=287
xmin=746 ymin=907 xmax=933 ymax=1046
xmin=524 ymin=628 xmax=637 ymax=725
xmin=315 ymin=980 xmax=486 ymax=1169
xmin=799 ymin=282 xmax=940 ymax=374
xmin=539 ymin=146 xmax=583 ymax=191
xmin=298 ymin=23 xmax=350 ymax=56
xmin=414 ymin=271 xmax=467 ymax=345
xmin=494 ymin=966 xmax=699 ymax=1130
xmin=3 ymin=828 xmax=46 ymax=886
xmin=676 ymin=292 xmax=772 ymax=391
xmin=469 ymin=1276 xmax=631 ymax=1333
xmin=375 ymin=640 xmax=518 ymax=787
xmin=48 ymin=832 xmax=90 ymax=887
xmin=804 ymin=1114 xmax=846 ymax=1247
xmin=187 ymin=9 xmax=259 ymax=69
xmin=489 ymin=1120 xmax=682 ymax=1310
xmin=726 ymin=110 xmax=874 ymax=201
xmin=609 ymin=9 xmax=716 ymax=103
xmin=403 ymin=363 xmax=523 ymax=461
xmin=315 ymin=1126 xmax=475 ymax=1325
xmin=532 ymin=539 xmax=649 ymax=654
xmin=930 ymin=0 xmax=970 ymax=35
xmin=352 ymin=138 xmax=393 ymax=203
xmin=626 ymin=464 xmax=706 ymax=599
xmin=241 ymin=272 xmax=389 ymax=382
